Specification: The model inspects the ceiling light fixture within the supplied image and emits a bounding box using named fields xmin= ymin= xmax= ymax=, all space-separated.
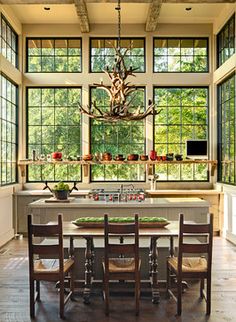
xmin=79 ymin=0 xmax=160 ymax=122
xmin=185 ymin=7 xmax=192 ymax=11
xmin=44 ymin=7 xmax=51 ymax=11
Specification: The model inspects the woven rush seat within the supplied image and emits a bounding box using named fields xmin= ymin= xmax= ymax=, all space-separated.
xmin=168 ymin=256 xmax=207 ymax=273
xmin=34 ymin=258 xmax=74 ymax=274
xmin=103 ymin=258 xmax=141 ymax=273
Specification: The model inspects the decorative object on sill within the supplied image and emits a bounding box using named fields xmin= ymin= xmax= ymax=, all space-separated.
xmin=175 ymin=154 xmax=183 ymax=161
xmin=127 ymin=154 xmax=139 ymax=161
xmin=52 ymin=151 xmax=62 ymax=161
xmin=102 ymin=152 xmax=112 ymax=161
xmin=78 ymin=0 xmax=161 ymax=122
xmin=148 ymin=174 xmax=159 ymax=191
xmin=166 ymin=153 xmax=174 ymax=161
xmin=83 ymin=154 xmax=93 ymax=161
xmin=140 ymin=155 xmax=149 ymax=161
xmin=150 ymin=150 xmax=157 ymax=161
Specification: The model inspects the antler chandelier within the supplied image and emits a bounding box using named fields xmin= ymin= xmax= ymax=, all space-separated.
xmin=79 ymin=0 xmax=160 ymax=122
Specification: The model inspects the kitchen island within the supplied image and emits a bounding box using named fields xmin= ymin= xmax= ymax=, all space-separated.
xmin=27 ymin=197 xmax=210 ymax=230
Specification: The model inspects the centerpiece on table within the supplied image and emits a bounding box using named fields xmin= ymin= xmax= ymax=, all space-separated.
xmin=72 ymin=216 xmax=170 ymax=228
xmin=52 ymin=181 xmax=70 ymax=200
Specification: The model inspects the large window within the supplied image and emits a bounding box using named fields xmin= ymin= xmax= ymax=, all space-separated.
xmin=27 ymin=87 xmax=82 ymax=182
xmin=218 ymin=73 xmax=236 ymax=184
xmin=154 ymin=38 xmax=208 ymax=72
xmin=90 ymin=87 xmax=146 ymax=181
xmin=26 ymin=38 xmax=82 ymax=72
xmin=0 ymin=74 xmax=18 ymax=186
xmin=0 ymin=14 xmax=18 ymax=68
xmin=217 ymin=14 xmax=235 ymax=67
xmin=154 ymin=87 xmax=209 ymax=181
xmin=90 ymin=38 xmax=145 ymax=73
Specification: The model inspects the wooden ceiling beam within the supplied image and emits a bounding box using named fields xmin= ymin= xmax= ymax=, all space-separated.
xmin=0 ymin=0 xmax=235 ymax=3
xmin=74 ymin=0 xmax=90 ymax=33
xmin=146 ymin=0 xmax=162 ymax=32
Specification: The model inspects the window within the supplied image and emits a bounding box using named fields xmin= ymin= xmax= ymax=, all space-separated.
xmin=27 ymin=87 xmax=82 ymax=182
xmin=0 ymin=74 xmax=18 ymax=185
xmin=218 ymin=73 xmax=236 ymax=184
xmin=0 ymin=14 xmax=18 ymax=68
xmin=217 ymin=14 xmax=235 ymax=67
xmin=90 ymin=87 xmax=146 ymax=181
xmin=26 ymin=38 xmax=82 ymax=72
xmin=90 ymin=38 xmax=145 ymax=72
xmin=154 ymin=38 xmax=208 ymax=72
xmin=154 ymin=87 xmax=209 ymax=181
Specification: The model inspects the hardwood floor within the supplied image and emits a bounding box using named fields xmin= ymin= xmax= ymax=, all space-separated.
xmin=0 ymin=237 xmax=235 ymax=322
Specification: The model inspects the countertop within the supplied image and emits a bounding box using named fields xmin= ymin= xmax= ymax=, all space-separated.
xmin=146 ymin=189 xmax=223 ymax=195
xmin=14 ymin=189 xmax=90 ymax=196
xmin=28 ymin=197 xmax=210 ymax=209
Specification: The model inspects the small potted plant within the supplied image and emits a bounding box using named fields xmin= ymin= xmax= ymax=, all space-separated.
xmin=52 ymin=182 xmax=70 ymax=200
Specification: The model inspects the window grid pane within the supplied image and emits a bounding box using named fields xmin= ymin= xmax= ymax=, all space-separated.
xmin=154 ymin=37 xmax=208 ymax=73
xmin=27 ymin=38 xmax=82 ymax=73
xmin=0 ymin=14 xmax=18 ymax=68
xmin=0 ymin=73 xmax=18 ymax=186
xmin=217 ymin=14 xmax=235 ymax=67
xmin=90 ymin=87 xmax=146 ymax=181
xmin=90 ymin=38 xmax=145 ymax=73
xmin=217 ymin=73 xmax=236 ymax=184
xmin=27 ymin=87 xmax=82 ymax=182
xmin=154 ymin=87 xmax=209 ymax=181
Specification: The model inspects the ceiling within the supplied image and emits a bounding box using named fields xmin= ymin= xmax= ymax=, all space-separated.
xmin=7 ymin=3 xmax=227 ymax=25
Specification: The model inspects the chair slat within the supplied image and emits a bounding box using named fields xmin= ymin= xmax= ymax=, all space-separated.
xmin=107 ymin=223 xmax=136 ymax=234
xmin=32 ymin=225 xmax=60 ymax=237
xmin=108 ymin=243 xmax=135 ymax=254
xmin=182 ymin=224 xmax=211 ymax=234
xmin=181 ymin=243 xmax=209 ymax=254
xmin=32 ymin=244 xmax=60 ymax=255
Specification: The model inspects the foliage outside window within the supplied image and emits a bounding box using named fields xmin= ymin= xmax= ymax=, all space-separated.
xmin=90 ymin=87 xmax=146 ymax=181
xmin=217 ymin=14 xmax=235 ymax=67
xmin=154 ymin=87 xmax=209 ymax=181
xmin=0 ymin=14 xmax=18 ymax=68
xmin=218 ymin=73 xmax=236 ymax=184
xmin=0 ymin=74 xmax=18 ymax=185
xmin=27 ymin=87 xmax=82 ymax=182
xmin=154 ymin=38 xmax=208 ymax=72
xmin=90 ymin=38 xmax=145 ymax=72
xmin=27 ymin=38 xmax=82 ymax=72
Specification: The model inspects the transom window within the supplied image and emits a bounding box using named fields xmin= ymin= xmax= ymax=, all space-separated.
xmin=90 ymin=38 xmax=145 ymax=73
xmin=0 ymin=14 xmax=18 ymax=68
xmin=217 ymin=73 xmax=236 ymax=184
xmin=154 ymin=38 xmax=208 ymax=72
xmin=27 ymin=87 xmax=82 ymax=182
xmin=217 ymin=14 xmax=235 ymax=67
xmin=90 ymin=87 xmax=146 ymax=181
xmin=154 ymin=87 xmax=209 ymax=181
xmin=0 ymin=73 xmax=18 ymax=186
xmin=26 ymin=38 xmax=82 ymax=72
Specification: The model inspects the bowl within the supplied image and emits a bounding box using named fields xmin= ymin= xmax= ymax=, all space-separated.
xmin=140 ymin=155 xmax=148 ymax=161
xmin=83 ymin=154 xmax=93 ymax=161
xmin=127 ymin=154 xmax=139 ymax=161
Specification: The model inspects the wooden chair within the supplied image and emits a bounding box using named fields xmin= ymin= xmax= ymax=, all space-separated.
xmin=102 ymin=214 xmax=141 ymax=316
xmin=166 ymin=213 xmax=213 ymax=316
xmin=28 ymin=214 xmax=74 ymax=319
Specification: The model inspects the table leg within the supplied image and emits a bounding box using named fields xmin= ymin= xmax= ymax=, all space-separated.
xmin=150 ymin=237 xmax=160 ymax=304
xmin=83 ymin=237 xmax=93 ymax=304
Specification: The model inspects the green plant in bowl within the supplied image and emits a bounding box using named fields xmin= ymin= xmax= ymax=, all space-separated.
xmin=52 ymin=182 xmax=70 ymax=200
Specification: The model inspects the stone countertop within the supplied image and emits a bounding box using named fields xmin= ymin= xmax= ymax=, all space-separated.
xmin=14 ymin=190 xmax=90 ymax=196
xmin=145 ymin=189 xmax=223 ymax=195
xmin=28 ymin=197 xmax=210 ymax=209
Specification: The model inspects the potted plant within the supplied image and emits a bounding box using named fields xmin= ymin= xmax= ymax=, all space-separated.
xmin=52 ymin=182 xmax=70 ymax=200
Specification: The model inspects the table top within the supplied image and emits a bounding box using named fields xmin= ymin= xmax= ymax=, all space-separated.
xmin=60 ymin=221 xmax=180 ymax=238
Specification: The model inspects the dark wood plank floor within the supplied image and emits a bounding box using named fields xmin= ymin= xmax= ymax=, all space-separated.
xmin=0 ymin=237 xmax=236 ymax=322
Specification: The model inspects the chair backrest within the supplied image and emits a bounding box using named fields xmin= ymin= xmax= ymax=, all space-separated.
xmin=104 ymin=214 xmax=139 ymax=272
xmin=28 ymin=214 xmax=64 ymax=274
xmin=177 ymin=213 xmax=213 ymax=273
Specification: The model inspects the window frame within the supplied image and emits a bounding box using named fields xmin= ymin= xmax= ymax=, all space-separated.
xmin=89 ymin=37 xmax=146 ymax=73
xmin=1 ymin=14 xmax=18 ymax=68
xmin=89 ymin=85 xmax=147 ymax=182
xmin=153 ymin=37 xmax=209 ymax=73
xmin=153 ymin=86 xmax=209 ymax=182
xmin=26 ymin=37 xmax=82 ymax=73
xmin=26 ymin=86 xmax=82 ymax=183
xmin=0 ymin=72 xmax=18 ymax=186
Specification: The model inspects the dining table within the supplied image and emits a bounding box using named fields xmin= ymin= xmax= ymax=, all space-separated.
xmin=58 ymin=220 xmax=180 ymax=304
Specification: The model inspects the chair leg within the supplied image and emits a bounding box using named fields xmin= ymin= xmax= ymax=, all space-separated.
xmin=59 ymin=279 xmax=65 ymax=319
xmin=166 ymin=262 xmax=170 ymax=299
xmin=29 ymin=279 xmax=35 ymax=318
xmin=135 ymin=274 xmax=140 ymax=316
xmin=36 ymin=280 xmax=40 ymax=301
xmin=70 ymin=268 xmax=75 ymax=297
xmin=200 ymin=278 xmax=204 ymax=299
xmin=206 ymin=277 xmax=211 ymax=315
xmin=177 ymin=275 xmax=182 ymax=316
xmin=104 ymin=276 xmax=109 ymax=316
